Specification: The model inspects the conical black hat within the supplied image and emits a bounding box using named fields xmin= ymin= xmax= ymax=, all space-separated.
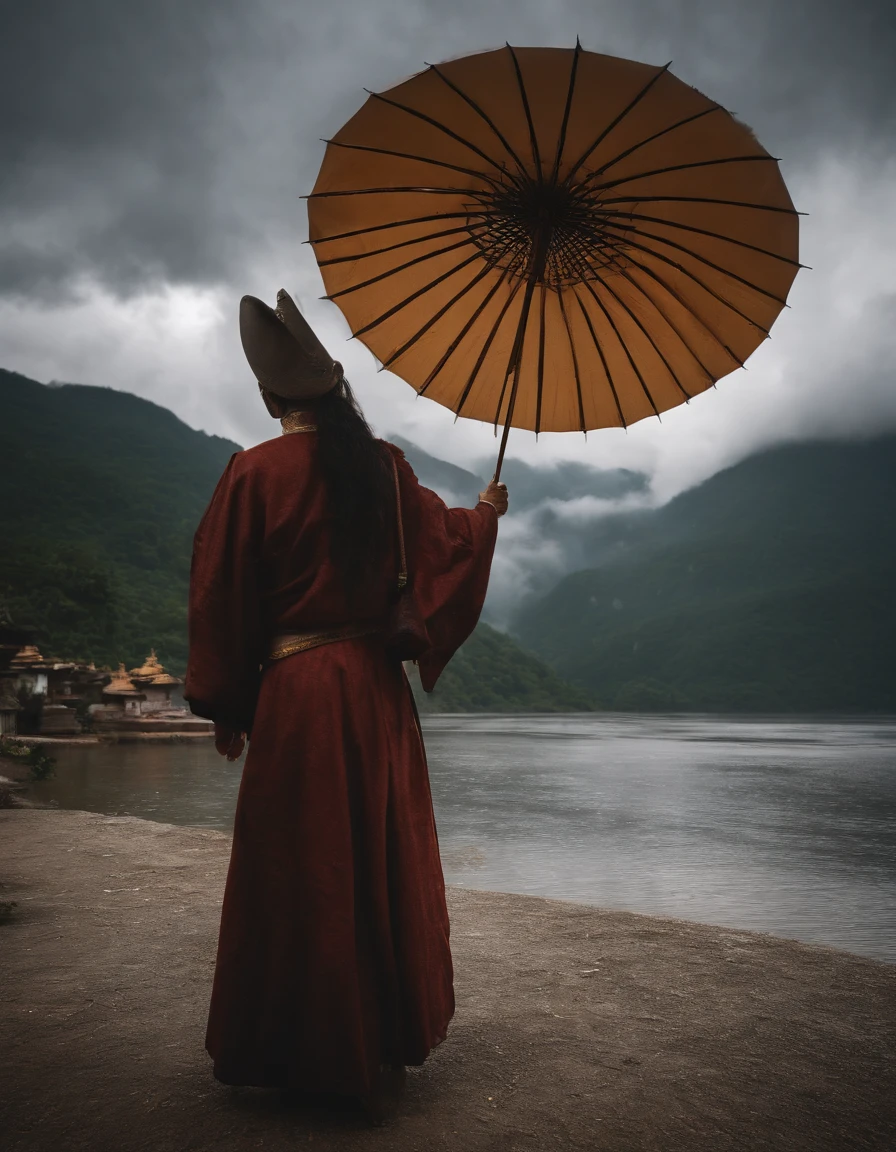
xmin=239 ymin=289 xmax=341 ymax=399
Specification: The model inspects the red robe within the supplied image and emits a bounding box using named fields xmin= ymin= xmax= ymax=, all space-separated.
xmin=185 ymin=430 xmax=497 ymax=1096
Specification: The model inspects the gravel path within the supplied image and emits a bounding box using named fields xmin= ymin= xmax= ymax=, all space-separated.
xmin=1 ymin=808 xmax=894 ymax=1151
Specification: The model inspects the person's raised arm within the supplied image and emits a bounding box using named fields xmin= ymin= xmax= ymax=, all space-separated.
xmin=386 ymin=445 xmax=507 ymax=691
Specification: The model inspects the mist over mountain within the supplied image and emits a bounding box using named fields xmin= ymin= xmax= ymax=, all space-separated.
xmin=391 ymin=434 xmax=654 ymax=622
xmin=512 ymin=436 xmax=896 ymax=712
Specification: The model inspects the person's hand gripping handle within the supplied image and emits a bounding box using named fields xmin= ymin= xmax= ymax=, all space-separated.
xmin=478 ymin=479 xmax=509 ymax=517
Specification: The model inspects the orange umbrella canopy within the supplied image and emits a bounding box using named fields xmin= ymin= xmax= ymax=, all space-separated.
xmin=308 ymin=45 xmax=800 ymax=471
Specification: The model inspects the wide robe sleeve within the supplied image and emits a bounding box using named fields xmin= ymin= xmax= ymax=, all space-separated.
xmin=184 ymin=454 xmax=265 ymax=733
xmin=389 ymin=445 xmax=499 ymax=693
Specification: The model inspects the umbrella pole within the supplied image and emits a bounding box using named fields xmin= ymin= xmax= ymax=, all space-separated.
xmin=493 ymin=371 xmax=521 ymax=483
xmin=493 ymin=256 xmax=544 ymax=484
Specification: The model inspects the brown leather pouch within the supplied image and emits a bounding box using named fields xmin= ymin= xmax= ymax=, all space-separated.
xmin=385 ymin=453 xmax=430 ymax=661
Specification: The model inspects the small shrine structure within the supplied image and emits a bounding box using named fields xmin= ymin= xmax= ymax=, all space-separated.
xmin=128 ymin=650 xmax=185 ymax=714
xmin=88 ymin=650 xmax=211 ymax=736
xmin=0 ymin=616 xmax=212 ymax=739
xmin=6 ymin=641 xmax=104 ymax=736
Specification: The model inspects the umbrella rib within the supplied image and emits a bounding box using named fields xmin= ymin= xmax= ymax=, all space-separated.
xmin=306 ymin=185 xmax=469 ymax=200
xmin=366 ymin=90 xmax=511 ymax=176
xmin=383 ymin=262 xmax=495 ymax=370
xmin=561 ymin=223 xmax=630 ymax=285
xmin=506 ymin=44 xmax=542 ymax=177
xmin=597 ymin=272 xmax=692 ymax=401
xmin=419 ymin=264 xmax=516 ymax=396
xmin=311 ymin=211 xmax=476 ymax=246
xmin=535 ymin=284 xmax=547 ymax=434
xmin=564 ymin=63 xmax=670 ymax=188
xmin=325 ymin=236 xmax=480 ymax=300
xmin=607 ymin=221 xmax=790 ymax=305
xmin=322 ymin=138 xmax=501 ymax=185
xmin=612 ymin=231 xmax=768 ymax=337
xmin=428 ymin=63 xmax=527 ymax=174
xmin=614 ymin=262 xmax=716 ymax=382
xmin=585 ymin=105 xmax=722 ymax=181
xmin=354 ymin=251 xmax=483 ymax=338
xmin=580 ymin=278 xmax=662 ymax=418
xmin=455 ymin=282 xmax=523 ymax=416
xmin=572 ymin=290 xmax=627 ymax=427
xmin=607 ymin=210 xmax=803 ymax=267
xmin=317 ymin=223 xmax=485 ymax=267
xmin=616 ymin=247 xmax=745 ymax=365
xmin=598 ymin=193 xmax=800 ymax=215
xmin=550 ymin=40 xmax=582 ymax=186
xmin=588 ymin=153 xmax=779 ymax=194
xmin=557 ymin=289 xmax=587 ymax=432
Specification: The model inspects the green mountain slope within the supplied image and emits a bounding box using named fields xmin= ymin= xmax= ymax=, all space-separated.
xmin=1 ymin=369 xmax=587 ymax=711
xmin=0 ymin=368 xmax=239 ymax=671
xmin=411 ymin=623 xmax=593 ymax=713
xmin=389 ymin=434 xmax=486 ymax=505
xmin=513 ymin=436 xmax=896 ymax=713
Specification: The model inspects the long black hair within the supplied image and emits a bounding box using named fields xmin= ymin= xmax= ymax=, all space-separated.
xmin=311 ymin=377 xmax=394 ymax=600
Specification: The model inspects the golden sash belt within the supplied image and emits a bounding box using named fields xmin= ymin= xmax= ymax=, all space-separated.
xmin=268 ymin=623 xmax=380 ymax=662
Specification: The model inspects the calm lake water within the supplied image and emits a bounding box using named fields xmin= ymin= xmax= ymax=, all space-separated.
xmin=25 ymin=714 xmax=896 ymax=963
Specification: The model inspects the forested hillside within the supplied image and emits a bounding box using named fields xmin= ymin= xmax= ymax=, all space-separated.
xmin=513 ymin=436 xmax=896 ymax=712
xmin=0 ymin=369 xmax=239 ymax=671
xmin=8 ymin=367 xmax=891 ymax=713
xmin=0 ymin=370 xmax=589 ymax=711
xmin=411 ymin=623 xmax=593 ymax=712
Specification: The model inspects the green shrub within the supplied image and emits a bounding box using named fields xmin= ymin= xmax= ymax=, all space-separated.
xmin=0 ymin=737 xmax=56 ymax=781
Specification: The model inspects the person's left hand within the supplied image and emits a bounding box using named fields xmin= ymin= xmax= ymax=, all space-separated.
xmin=214 ymin=724 xmax=246 ymax=761
xmin=478 ymin=479 xmax=509 ymax=517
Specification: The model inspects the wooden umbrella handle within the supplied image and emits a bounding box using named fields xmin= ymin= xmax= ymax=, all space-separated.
xmin=493 ymin=418 xmax=512 ymax=483
xmin=491 ymin=231 xmax=549 ymax=484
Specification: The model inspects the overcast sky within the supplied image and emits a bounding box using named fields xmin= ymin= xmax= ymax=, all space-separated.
xmin=2 ymin=0 xmax=894 ymax=503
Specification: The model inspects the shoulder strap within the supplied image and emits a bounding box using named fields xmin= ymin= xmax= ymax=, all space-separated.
xmin=390 ymin=453 xmax=408 ymax=590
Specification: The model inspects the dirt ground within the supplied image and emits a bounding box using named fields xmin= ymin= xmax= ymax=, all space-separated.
xmin=1 ymin=808 xmax=894 ymax=1152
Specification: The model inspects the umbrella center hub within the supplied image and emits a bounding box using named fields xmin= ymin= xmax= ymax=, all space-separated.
xmin=465 ymin=173 xmax=631 ymax=288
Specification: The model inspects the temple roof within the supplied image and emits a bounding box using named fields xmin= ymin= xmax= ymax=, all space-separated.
xmin=11 ymin=644 xmax=44 ymax=667
xmin=149 ymin=672 xmax=182 ymax=687
xmin=130 ymin=649 xmax=166 ymax=681
xmin=129 ymin=649 xmax=164 ymax=680
xmin=103 ymin=663 xmax=143 ymax=697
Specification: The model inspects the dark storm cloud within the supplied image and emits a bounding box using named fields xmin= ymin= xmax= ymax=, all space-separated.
xmin=1 ymin=0 xmax=893 ymax=300
xmin=1 ymin=1 xmax=256 ymax=296
xmin=2 ymin=0 xmax=892 ymax=624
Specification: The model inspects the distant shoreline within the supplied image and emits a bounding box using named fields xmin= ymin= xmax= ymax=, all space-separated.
xmin=2 ymin=731 xmax=215 ymax=747
xmin=6 ymin=711 xmax=896 ymax=750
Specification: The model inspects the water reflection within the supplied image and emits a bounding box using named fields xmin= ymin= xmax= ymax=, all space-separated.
xmin=27 ymin=714 xmax=896 ymax=962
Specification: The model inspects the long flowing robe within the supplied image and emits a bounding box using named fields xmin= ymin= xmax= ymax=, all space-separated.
xmin=184 ymin=430 xmax=497 ymax=1096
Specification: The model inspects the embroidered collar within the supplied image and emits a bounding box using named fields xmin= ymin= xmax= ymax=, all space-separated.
xmin=281 ymin=411 xmax=317 ymax=435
